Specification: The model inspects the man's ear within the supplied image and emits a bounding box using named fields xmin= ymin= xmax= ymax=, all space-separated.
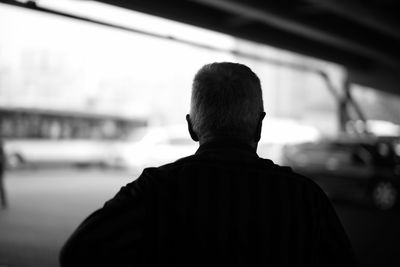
xmin=254 ymin=112 xmax=266 ymax=142
xmin=186 ymin=114 xmax=199 ymax=142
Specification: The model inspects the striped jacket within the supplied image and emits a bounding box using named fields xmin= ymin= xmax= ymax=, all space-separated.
xmin=60 ymin=139 xmax=357 ymax=267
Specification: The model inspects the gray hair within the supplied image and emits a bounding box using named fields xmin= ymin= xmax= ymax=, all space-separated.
xmin=190 ymin=62 xmax=264 ymax=141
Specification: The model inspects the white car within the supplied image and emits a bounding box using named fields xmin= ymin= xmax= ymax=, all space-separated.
xmin=113 ymin=125 xmax=198 ymax=172
xmin=4 ymin=139 xmax=115 ymax=168
xmin=257 ymin=118 xmax=321 ymax=164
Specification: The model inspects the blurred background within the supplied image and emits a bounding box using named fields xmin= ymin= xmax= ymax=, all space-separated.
xmin=0 ymin=0 xmax=399 ymax=266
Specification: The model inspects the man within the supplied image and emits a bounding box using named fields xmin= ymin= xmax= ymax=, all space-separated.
xmin=60 ymin=62 xmax=357 ymax=266
xmin=0 ymin=139 xmax=7 ymax=209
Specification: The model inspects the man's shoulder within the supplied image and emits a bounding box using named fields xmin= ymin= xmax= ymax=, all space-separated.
xmin=138 ymin=154 xmax=201 ymax=179
xmin=134 ymin=155 xmax=198 ymax=180
xmin=128 ymin=154 xmax=328 ymax=209
xmin=259 ymin=159 xmax=325 ymax=193
xmin=143 ymin=154 xmax=321 ymax=190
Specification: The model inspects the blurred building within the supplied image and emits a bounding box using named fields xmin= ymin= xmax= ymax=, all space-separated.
xmin=0 ymin=2 xmax=398 ymax=138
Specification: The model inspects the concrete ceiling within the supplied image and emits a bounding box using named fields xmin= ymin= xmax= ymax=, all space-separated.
xmin=95 ymin=0 xmax=400 ymax=96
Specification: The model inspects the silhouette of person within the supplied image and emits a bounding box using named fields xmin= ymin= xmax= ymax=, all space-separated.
xmin=0 ymin=139 xmax=7 ymax=209
xmin=60 ymin=62 xmax=357 ymax=267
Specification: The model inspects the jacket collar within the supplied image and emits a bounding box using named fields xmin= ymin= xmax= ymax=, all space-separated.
xmin=195 ymin=138 xmax=258 ymax=158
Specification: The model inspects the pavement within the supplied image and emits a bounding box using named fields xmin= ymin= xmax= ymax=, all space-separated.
xmin=0 ymin=168 xmax=134 ymax=267
xmin=0 ymin=168 xmax=399 ymax=267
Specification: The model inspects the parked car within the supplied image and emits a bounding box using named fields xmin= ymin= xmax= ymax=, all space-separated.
xmin=257 ymin=118 xmax=321 ymax=164
xmin=282 ymin=134 xmax=400 ymax=210
xmin=113 ymin=125 xmax=198 ymax=173
xmin=3 ymin=139 xmax=116 ymax=169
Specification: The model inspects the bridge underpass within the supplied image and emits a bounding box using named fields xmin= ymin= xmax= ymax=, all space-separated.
xmin=0 ymin=1 xmax=400 ymax=267
xmin=3 ymin=0 xmax=400 ymax=131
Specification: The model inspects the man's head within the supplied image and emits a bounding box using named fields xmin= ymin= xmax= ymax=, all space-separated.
xmin=187 ymin=62 xmax=265 ymax=146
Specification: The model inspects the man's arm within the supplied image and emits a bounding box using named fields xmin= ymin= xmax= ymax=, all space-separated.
xmin=59 ymin=172 xmax=151 ymax=267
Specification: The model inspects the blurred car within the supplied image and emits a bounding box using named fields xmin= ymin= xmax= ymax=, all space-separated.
xmin=282 ymin=134 xmax=400 ymax=210
xmin=113 ymin=125 xmax=198 ymax=172
xmin=257 ymin=118 xmax=321 ymax=164
xmin=3 ymin=139 xmax=116 ymax=169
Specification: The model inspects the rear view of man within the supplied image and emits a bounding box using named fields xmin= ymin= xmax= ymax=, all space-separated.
xmin=60 ymin=62 xmax=357 ymax=267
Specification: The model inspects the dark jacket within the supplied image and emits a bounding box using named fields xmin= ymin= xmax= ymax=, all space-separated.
xmin=60 ymin=140 xmax=357 ymax=267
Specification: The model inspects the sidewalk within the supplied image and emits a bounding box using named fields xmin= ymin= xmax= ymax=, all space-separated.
xmin=0 ymin=168 xmax=133 ymax=267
